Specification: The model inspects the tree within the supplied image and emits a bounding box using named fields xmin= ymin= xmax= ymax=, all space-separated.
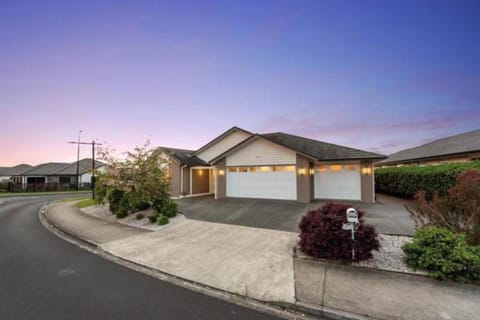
xmin=96 ymin=140 xmax=171 ymax=213
xmin=406 ymin=169 xmax=480 ymax=245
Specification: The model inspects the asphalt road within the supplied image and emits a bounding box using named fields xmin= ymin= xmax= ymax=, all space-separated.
xmin=0 ymin=195 xmax=283 ymax=320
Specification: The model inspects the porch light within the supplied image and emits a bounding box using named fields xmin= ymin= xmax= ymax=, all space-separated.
xmin=361 ymin=166 xmax=372 ymax=175
xmin=298 ymin=168 xmax=306 ymax=176
xmin=309 ymin=168 xmax=315 ymax=175
xmin=218 ymin=169 xmax=225 ymax=176
xmin=198 ymin=169 xmax=203 ymax=176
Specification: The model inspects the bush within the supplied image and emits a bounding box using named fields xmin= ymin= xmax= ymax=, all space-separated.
xmin=136 ymin=213 xmax=145 ymax=220
xmin=403 ymin=227 xmax=480 ymax=284
xmin=115 ymin=196 xmax=130 ymax=218
xmin=94 ymin=175 xmax=107 ymax=204
xmin=298 ymin=202 xmax=380 ymax=262
xmin=148 ymin=215 xmax=157 ymax=223
xmin=128 ymin=196 xmax=151 ymax=212
xmin=408 ymin=170 xmax=480 ymax=245
xmin=375 ymin=161 xmax=480 ymax=199
xmin=108 ymin=189 xmax=125 ymax=214
xmin=157 ymin=215 xmax=169 ymax=225
xmin=162 ymin=199 xmax=178 ymax=218
xmin=152 ymin=197 xmax=166 ymax=214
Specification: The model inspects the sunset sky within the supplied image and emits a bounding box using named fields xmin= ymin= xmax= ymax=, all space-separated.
xmin=1 ymin=0 xmax=479 ymax=166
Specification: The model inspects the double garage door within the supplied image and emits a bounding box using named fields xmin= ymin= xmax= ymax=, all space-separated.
xmin=226 ymin=166 xmax=297 ymax=200
xmin=314 ymin=164 xmax=361 ymax=200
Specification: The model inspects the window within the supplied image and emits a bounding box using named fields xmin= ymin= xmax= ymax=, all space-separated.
xmin=260 ymin=166 xmax=271 ymax=172
xmin=228 ymin=167 xmax=238 ymax=173
xmin=238 ymin=167 xmax=248 ymax=172
xmin=249 ymin=167 xmax=258 ymax=172
xmin=316 ymin=165 xmax=328 ymax=172
xmin=330 ymin=165 xmax=342 ymax=171
xmin=284 ymin=165 xmax=296 ymax=172
xmin=344 ymin=164 xmax=358 ymax=171
xmin=273 ymin=166 xmax=282 ymax=172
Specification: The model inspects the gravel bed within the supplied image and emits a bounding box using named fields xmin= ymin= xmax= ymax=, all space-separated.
xmin=80 ymin=204 xmax=185 ymax=231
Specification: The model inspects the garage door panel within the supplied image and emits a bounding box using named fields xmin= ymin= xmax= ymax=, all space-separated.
xmin=314 ymin=165 xmax=361 ymax=200
xmin=227 ymin=172 xmax=296 ymax=200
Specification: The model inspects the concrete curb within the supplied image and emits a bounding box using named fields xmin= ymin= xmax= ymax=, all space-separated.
xmin=40 ymin=202 xmax=377 ymax=320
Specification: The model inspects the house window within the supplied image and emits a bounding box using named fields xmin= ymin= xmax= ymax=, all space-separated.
xmin=283 ymin=165 xmax=296 ymax=172
xmin=330 ymin=165 xmax=342 ymax=171
xmin=316 ymin=165 xmax=328 ymax=172
xmin=344 ymin=164 xmax=358 ymax=171
xmin=238 ymin=167 xmax=248 ymax=172
xmin=259 ymin=166 xmax=271 ymax=172
xmin=249 ymin=167 xmax=258 ymax=172
xmin=228 ymin=167 xmax=238 ymax=173
xmin=273 ymin=166 xmax=282 ymax=172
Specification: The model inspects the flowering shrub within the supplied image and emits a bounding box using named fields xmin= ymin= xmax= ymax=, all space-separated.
xmin=299 ymin=203 xmax=380 ymax=262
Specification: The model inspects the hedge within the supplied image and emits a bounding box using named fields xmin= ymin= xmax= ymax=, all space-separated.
xmin=375 ymin=161 xmax=480 ymax=199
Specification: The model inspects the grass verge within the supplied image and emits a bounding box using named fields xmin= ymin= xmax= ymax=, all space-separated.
xmin=75 ymin=198 xmax=97 ymax=208
xmin=0 ymin=190 xmax=92 ymax=198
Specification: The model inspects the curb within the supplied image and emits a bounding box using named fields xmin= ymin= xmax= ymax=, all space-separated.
xmin=40 ymin=203 xmax=372 ymax=320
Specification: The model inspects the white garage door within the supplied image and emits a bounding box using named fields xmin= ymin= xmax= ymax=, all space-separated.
xmin=226 ymin=166 xmax=296 ymax=200
xmin=314 ymin=164 xmax=361 ymax=200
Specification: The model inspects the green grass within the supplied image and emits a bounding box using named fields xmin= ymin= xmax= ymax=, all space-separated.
xmin=0 ymin=190 xmax=92 ymax=198
xmin=55 ymin=196 xmax=90 ymax=203
xmin=75 ymin=198 xmax=97 ymax=208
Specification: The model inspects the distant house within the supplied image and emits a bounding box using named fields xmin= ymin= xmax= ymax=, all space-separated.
xmin=19 ymin=158 xmax=105 ymax=190
xmin=0 ymin=164 xmax=33 ymax=183
xmin=379 ymin=129 xmax=480 ymax=167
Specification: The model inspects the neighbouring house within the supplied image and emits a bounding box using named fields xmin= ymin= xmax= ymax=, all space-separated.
xmin=379 ymin=129 xmax=480 ymax=167
xmin=0 ymin=164 xmax=33 ymax=183
xmin=159 ymin=127 xmax=386 ymax=203
xmin=18 ymin=158 xmax=105 ymax=191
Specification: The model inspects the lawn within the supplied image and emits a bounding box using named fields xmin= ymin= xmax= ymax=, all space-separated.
xmin=0 ymin=190 xmax=92 ymax=198
xmin=75 ymin=198 xmax=97 ymax=208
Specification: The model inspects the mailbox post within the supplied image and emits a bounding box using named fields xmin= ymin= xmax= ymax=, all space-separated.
xmin=342 ymin=208 xmax=359 ymax=260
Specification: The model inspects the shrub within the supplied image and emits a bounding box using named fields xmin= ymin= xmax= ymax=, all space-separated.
xmin=94 ymin=175 xmax=107 ymax=204
xmin=128 ymin=196 xmax=151 ymax=212
xmin=108 ymin=189 xmax=124 ymax=214
xmin=407 ymin=170 xmax=480 ymax=245
xmin=157 ymin=215 xmax=169 ymax=225
xmin=403 ymin=227 xmax=480 ymax=284
xmin=148 ymin=215 xmax=157 ymax=223
xmin=375 ymin=161 xmax=480 ymax=199
xmin=115 ymin=196 xmax=130 ymax=218
xmin=136 ymin=213 xmax=145 ymax=220
xmin=298 ymin=202 xmax=380 ymax=262
xmin=152 ymin=197 xmax=166 ymax=214
xmin=162 ymin=199 xmax=178 ymax=218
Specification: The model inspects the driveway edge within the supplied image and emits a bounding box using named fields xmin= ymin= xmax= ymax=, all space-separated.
xmin=38 ymin=204 xmax=324 ymax=320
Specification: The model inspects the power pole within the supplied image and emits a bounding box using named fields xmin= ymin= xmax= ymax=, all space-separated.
xmin=68 ymin=139 xmax=103 ymax=199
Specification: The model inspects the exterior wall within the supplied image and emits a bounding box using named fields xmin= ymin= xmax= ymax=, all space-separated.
xmin=296 ymin=154 xmax=312 ymax=203
xmin=191 ymin=168 xmax=210 ymax=194
xmin=182 ymin=166 xmax=190 ymax=195
xmin=360 ymin=161 xmax=375 ymax=203
xmin=378 ymin=152 xmax=480 ymax=168
xmin=196 ymin=130 xmax=251 ymax=163
xmin=215 ymin=158 xmax=226 ymax=199
xmin=226 ymin=138 xmax=296 ymax=166
xmin=168 ymin=161 xmax=181 ymax=197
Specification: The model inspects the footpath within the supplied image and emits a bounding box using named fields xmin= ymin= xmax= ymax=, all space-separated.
xmin=44 ymin=201 xmax=480 ymax=320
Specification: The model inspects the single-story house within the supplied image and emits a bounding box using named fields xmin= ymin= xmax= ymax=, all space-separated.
xmin=0 ymin=164 xmax=33 ymax=183
xmin=159 ymin=127 xmax=386 ymax=203
xmin=379 ymin=129 xmax=480 ymax=167
xmin=19 ymin=158 xmax=105 ymax=190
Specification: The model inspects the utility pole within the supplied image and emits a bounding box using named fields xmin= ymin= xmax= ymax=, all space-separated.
xmin=68 ymin=138 xmax=103 ymax=199
xmin=75 ymin=130 xmax=82 ymax=190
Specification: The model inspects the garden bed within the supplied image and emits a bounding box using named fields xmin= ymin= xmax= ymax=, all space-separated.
xmin=80 ymin=204 xmax=185 ymax=231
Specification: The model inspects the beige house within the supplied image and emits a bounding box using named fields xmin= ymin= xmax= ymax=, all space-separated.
xmin=160 ymin=127 xmax=386 ymax=203
xmin=379 ymin=129 xmax=480 ymax=167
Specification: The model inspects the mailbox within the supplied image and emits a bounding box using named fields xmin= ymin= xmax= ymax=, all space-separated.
xmin=346 ymin=208 xmax=359 ymax=224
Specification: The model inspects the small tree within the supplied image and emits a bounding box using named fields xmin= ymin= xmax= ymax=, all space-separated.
xmin=97 ymin=140 xmax=171 ymax=215
xmin=407 ymin=169 xmax=480 ymax=245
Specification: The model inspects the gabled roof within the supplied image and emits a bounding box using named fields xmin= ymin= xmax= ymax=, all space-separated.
xmin=54 ymin=158 xmax=104 ymax=175
xmin=0 ymin=164 xmax=33 ymax=176
xmin=192 ymin=126 xmax=253 ymax=156
xmin=262 ymin=132 xmax=387 ymax=161
xmin=381 ymin=129 xmax=480 ymax=165
xmin=23 ymin=162 xmax=71 ymax=176
xmin=158 ymin=147 xmax=209 ymax=167
xmin=210 ymin=132 xmax=386 ymax=164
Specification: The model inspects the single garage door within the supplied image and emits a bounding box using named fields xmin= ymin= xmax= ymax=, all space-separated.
xmin=226 ymin=165 xmax=296 ymax=200
xmin=314 ymin=164 xmax=361 ymax=200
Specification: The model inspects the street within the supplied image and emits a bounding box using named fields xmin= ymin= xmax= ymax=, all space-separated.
xmin=0 ymin=195 xmax=284 ymax=320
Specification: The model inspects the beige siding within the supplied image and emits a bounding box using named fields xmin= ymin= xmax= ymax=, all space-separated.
xmin=215 ymin=158 xmax=227 ymax=199
xmin=182 ymin=166 xmax=190 ymax=195
xmin=196 ymin=130 xmax=251 ymax=162
xmin=169 ymin=162 xmax=181 ymax=197
xmin=226 ymin=138 xmax=296 ymax=166
xmin=192 ymin=169 xmax=210 ymax=194
xmin=360 ymin=161 xmax=374 ymax=203
xmin=296 ymin=154 xmax=312 ymax=203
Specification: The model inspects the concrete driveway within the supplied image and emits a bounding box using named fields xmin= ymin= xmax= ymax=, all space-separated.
xmin=175 ymin=194 xmax=415 ymax=235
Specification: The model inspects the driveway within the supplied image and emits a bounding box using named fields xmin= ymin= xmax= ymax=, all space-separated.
xmin=176 ymin=194 xmax=415 ymax=235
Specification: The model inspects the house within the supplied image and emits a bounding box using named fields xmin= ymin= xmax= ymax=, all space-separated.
xmin=160 ymin=127 xmax=386 ymax=203
xmin=0 ymin=164 xmax=33 ymax=183
xmin=19 ymin=158 xmax=105 ymax=190
xmin=379 ymin=129 xmax=480 ymax=167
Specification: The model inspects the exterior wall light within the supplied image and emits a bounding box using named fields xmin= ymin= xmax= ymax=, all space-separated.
xmin=198 ymin=169 xmax=203 ymax=176
xmin=309 ymin=168 xmax=315 ymax=175
xmin=218 ymin=169 xmax=225 ymax=176
xmin=298 ymin=168 xmax=306 ymax=176
xmin=361 ymin=166 xmax=372 ymax=175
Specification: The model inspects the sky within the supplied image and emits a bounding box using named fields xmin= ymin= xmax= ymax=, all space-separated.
xmin=1 ymin=0 xmax=479 ymax=166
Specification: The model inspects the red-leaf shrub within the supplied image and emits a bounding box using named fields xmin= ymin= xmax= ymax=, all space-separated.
xmin=299 ymin=203 xmax=380 ymax=262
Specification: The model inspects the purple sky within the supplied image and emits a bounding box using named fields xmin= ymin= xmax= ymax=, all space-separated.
xmin=1 ymin=0 xmax=479 ymax=166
